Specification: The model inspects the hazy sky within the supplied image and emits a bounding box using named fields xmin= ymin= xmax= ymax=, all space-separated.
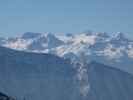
xmin=0 ymin=0 xmax=133 ymax=38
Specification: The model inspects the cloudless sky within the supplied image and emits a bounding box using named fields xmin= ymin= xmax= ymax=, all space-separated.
xmin=0 ymin=0 xmax=133 ymax=38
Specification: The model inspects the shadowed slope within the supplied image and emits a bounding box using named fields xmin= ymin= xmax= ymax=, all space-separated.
xmin=0 ymin=46 xmax=133 ymax=100
xmin=86 ymin=62 xmax=133 ymax=100
xmin=0 ymin=46 xmax=77 ymax=100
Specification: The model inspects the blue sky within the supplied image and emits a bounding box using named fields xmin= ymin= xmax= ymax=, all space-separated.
xmin=0 ymin=0 xmax=133 ymax=38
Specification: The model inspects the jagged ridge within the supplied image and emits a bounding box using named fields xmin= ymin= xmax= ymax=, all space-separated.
xmin=0 ymin=32 xmax=133 ymax=74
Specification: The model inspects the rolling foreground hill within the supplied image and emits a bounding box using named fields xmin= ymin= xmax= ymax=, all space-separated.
xmin=0 ymin=46 xmax=133 ymax=100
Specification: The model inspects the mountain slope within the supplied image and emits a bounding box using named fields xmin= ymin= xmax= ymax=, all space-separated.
xmin=0 ymin=46 xmax=133 ymax=100
xmin=0 ymin=46 xmax=77 ymax=100
xmin=0 ymin=92 xmax=15 ymax=100
xmin=86 ymin=62 xmax=133 ymax=100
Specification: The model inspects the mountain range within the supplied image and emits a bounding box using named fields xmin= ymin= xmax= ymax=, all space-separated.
xmin=0 ymin=32 xmax=133 ymax=74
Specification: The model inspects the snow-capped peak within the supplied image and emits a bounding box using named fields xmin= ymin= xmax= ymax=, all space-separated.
xmin=0 ymin=32 xmax=133 ymax=74
xmin=21 ymin=32 xmax=42 ymax=39
xmin=95 ymin=32 xmax=109 ymax=38
xmin=111 ymin=32 xmax=127 ymax=41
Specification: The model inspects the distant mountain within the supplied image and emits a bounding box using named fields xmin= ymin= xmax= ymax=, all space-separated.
xmin=0 ymin=32 xmax=133 ymax=74
xmin=21 ymin=32 xmax=42 ymax=39
xmin=0 ymin=46 xmax=133 ymax=100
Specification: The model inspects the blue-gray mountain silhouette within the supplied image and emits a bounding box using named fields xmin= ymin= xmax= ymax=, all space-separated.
xmin=0 ymin=46 xmax=133 ymax=100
